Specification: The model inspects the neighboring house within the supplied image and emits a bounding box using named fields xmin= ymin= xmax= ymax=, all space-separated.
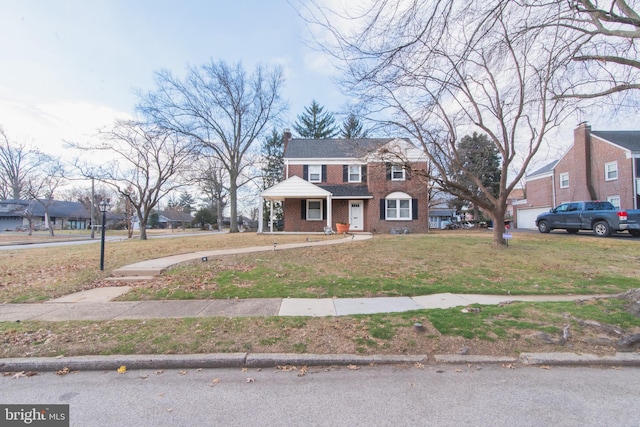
xmin=259 ymin=132 xmax=430 ymax=233
xmin=157 ymin=210 xmax=194 ymax=229
xmin=0 ymin=199 xmax=91 ymax=231
xmin=518 ymin=123 xmax=640 ymax=229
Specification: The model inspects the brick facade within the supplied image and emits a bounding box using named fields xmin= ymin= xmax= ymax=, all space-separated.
xmin=525 ymin=123 xmax=640 ymax=213
xmin=275 ymin=138 xmax=430 ymax=233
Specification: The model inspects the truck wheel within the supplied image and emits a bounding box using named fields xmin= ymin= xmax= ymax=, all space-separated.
xmin=567 ymin=229 xmax=579 ymax=234
xmin=537 ymin=220 xmax=550 ymax=233
xmin=593 ymin=221 xmax=610 ymax=237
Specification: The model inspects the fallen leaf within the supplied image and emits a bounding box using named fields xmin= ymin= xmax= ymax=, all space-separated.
xmin=454 ymin=369 xmax=463 ymax=373
xmin=25 ymin=371 xmax=38 ymax=377
xmin=501 ymin=364 xmax=515 ymax=369
xmin=414 ymin=363 xmax=424 ymax=369
xmin=348 ymin=365 xmax=360 ymax=370
xmin=12 ymin=371 xmax=26 ymax=379
xmin=297 ymin=366 xmax=308 ymax=377
xmin=540 ymin=366 xmax=551 ymax=370
xmin=156 ymin=370 xmax=164 ymax=375
xmin=117 ymin=365 xmax=127 ymax=374
xmin=210 ymin=378 xmax=220 ymax=387
xmin=179 ymin=370 xmax=187 ymax=376
xmin=56 ymin=367 xmax=70 ymax=376
xmin=277 ymin=365 xmax=297 ymax=372
xmin=140 ymin=375 xmax=149 ymax=379
xmin=196 ymin=368 xmax=203 ymax=372
xmin=245 ymin=377 xmax=255 ymax=383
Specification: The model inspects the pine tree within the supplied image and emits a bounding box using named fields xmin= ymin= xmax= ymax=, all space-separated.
xmin=340 ymin=113 xmax=368 ymax=138
xmin=293 ymin=100 xmax=339 ymax=138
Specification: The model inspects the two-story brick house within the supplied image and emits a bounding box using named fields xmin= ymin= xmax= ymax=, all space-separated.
xmin=258 ymin=132 xmax=429 ymax=233
xmin=517 ymin=123 xmax=640 ymax=228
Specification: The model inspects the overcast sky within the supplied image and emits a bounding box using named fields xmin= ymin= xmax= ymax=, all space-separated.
xmin=0 ymin=0 xmax=346 ymax=156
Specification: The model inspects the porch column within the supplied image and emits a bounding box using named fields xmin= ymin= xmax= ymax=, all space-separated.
xmin=258 ymin=196 xmax=264 ymax=233
xmin=326 ymin=195 xmax=332 ymax=230
xmin=269 ymin=199 xmax=274 ymax=233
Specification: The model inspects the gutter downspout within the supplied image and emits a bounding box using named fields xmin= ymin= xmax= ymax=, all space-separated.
xmin=552 ymin=173 xmax=556 ymax=208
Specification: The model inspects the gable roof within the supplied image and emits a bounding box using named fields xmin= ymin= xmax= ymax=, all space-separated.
xmin=261 ymin=176 xmax=332 ymax=200
xmin=527 ymin=160 xmax=559 ymax=178
xmin=591 ymin=130 xmax=640 ymax=152
xmin=284 ymin=138 xmax=395 ymax=159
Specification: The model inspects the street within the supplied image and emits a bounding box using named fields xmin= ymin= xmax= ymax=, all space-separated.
xmin=1 ymin=364 xmax=639 ymax=426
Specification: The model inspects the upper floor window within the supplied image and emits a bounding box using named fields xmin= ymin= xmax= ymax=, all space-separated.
xmin=559 ymin=172 xmax=569 ymax=189
xmin=391 ymin=165 xmax=405 ymax=181
xmin=348 ymin=165 xmax=362 ymax=183
xmin=605 ymin=161 xmax=618 ymax=181
xmin=308 ymin=165 xmax=322 ymax=183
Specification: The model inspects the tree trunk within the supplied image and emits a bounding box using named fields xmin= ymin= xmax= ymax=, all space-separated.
xmin=491 ymin=207 xmax=507 ymax=247
xmin=229 ymin=177 xmax=238 ymax=233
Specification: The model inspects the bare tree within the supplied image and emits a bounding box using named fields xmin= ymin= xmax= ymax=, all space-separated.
xmin=137 ymin=60 xmax=287 ymax=233
xmin=71 ymin=120 xmax=197 ymax=240
xmin=303 ymin=0 xmax=578 ymax=246
xmin=0 ymin=126 xmax=44 ymax=200
xmin=196 ymin=157 xmax=228 ymax=231
xmin=25 ymin=155 xmax=66 ymax=236
xmin=538 ymin=0 xmax=640 ymax=99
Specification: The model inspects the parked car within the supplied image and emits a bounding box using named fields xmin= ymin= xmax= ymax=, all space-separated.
xmin=535 ymin=201 xmax=628 ymax=237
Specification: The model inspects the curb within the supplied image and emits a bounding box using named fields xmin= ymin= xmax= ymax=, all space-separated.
xmin=1 ymin=352 xmax=638 ymax=372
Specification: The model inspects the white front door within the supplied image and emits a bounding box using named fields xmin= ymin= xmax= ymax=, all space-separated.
xmin=349 ymin=200 xmax=364 ymax=231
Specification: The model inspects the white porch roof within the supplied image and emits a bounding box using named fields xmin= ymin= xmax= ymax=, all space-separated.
xmin=261 ymin=175 xmax=332 ymax=200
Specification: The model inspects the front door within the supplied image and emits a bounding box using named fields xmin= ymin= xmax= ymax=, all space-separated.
xmin=349 ymin=200 xmax=364 ymax=231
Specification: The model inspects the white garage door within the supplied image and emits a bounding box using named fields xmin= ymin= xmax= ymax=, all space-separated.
xmin=517 ymin=207 xmax=550 ymax=229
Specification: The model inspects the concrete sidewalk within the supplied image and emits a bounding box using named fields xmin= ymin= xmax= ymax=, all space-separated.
xmin=0 ymin=291 xmax=602 ymax=322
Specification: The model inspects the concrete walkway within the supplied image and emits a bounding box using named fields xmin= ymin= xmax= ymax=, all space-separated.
xmin=0 ymin=232 xmax=607 ymax=322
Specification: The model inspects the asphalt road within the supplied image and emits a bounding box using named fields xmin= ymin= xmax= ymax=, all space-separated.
xmin=2 ymin=364 xmax=639 ymax=426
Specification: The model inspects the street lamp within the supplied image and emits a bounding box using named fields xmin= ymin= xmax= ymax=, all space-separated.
xmin=99 ymin=199 xmax=110 ymax=271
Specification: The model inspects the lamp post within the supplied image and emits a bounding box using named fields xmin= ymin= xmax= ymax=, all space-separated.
xmin=99 ymin=199 xmax=109 ymax=271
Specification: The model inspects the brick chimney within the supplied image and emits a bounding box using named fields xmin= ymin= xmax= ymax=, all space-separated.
xmin=573 ymin=122 xmax=597 ymax=200
xmin=283 ymin=128 xmax=292 ymax=154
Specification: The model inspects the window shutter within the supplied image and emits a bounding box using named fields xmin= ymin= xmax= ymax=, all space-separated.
xmin=361 ymin=166 xmax=367 ymax=183
xmin=343 ymin=165 xmax=348 ymax=182
xmin=301 ymin=199 xmax=306 ymax=220
xmin=380 ymin=199 xmax=386 ymax=220
xmin=386 ymin=163 xmax=391 ymax=180
xmin=412 ymin=199 xmax=418 ymax=220
xmin=322 ymin=165 xmax=327 ymax=182
xmin=303 ymin=165 xmax=308 ymax=181
xmin=322 ymin=200 xmax=326 ymax=220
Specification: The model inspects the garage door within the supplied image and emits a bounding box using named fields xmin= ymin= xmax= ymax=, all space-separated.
xmin=517 ymin=207 xmax=550 ymax=229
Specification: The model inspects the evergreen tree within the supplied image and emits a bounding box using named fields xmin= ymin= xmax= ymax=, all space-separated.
xmin=178 ymin=191 xmax=196 ymax=214
xmin=450 ymin=133 xmax=501 ymax=218
xmin=293 ymin=100 xmax=339 ymax=138
xmin=261 ymin=129 xmax=284 ymax=189
xmin=340 ymin=113 xmax=368 ymax=138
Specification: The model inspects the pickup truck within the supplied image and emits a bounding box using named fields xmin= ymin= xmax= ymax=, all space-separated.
xmin=626 ymin=210 xmax=640 ymax=237
xmin=535 ymin=201 xmax=628 ymax=237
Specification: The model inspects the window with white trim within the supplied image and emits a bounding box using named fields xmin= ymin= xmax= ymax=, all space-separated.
xmin=605 ymin=161 xmax=618 ymax=181
xmin=386 ymin=197 xmax=411 ymax=220
xmin=348 ymin=165 xmax=362 ymax=183
xmin=391 ymin=165 xmax=405 ymax=181
xmin=308 ymin=165 xmax=322 ymax=183
xmin=559 ymin=172 xmax=569 ymax=188
xmin=306 ymin=199 xmax=322 ymax=220
xmin=607 ymin=195 xmax=620 ymax=209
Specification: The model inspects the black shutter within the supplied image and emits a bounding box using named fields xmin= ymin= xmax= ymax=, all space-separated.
xmin=301 ymin=199 xmax=306 ymax=220
xmin=412 ymin=199 xmax=418 ymax=220
xmin=386 ymin=163 xmax=391 ymax=180
xmin=361 ymin=166 xmax=367 ymax=183
xmin=303 ymin=165 xmax=308 ymax=181
xmin=343 ymin=165 xmax=348 ymax=182
xmin=322 ymin=200 xmax=327 ymax=220
xmin=322 ymin=165 xmax=327 ymax=182
xmin=380 ymin=199 xmax=386 ymax=220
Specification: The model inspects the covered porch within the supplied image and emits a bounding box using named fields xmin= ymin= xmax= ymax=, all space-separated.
xmin=259 ymin=176 xmax=334 ymax=233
